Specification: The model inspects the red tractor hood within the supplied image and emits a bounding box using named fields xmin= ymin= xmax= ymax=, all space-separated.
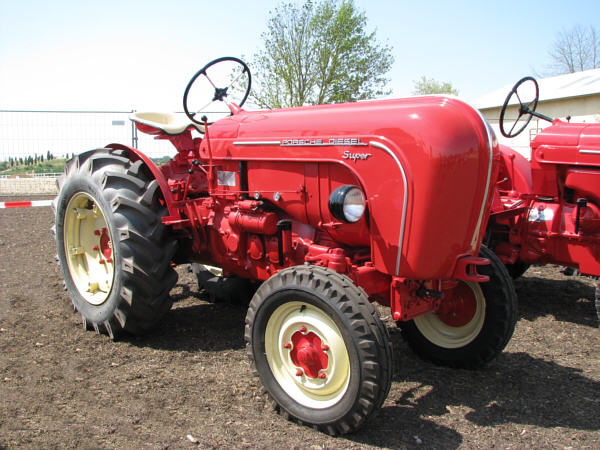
xmin=204 ymin=97 xmax=498 ymax=279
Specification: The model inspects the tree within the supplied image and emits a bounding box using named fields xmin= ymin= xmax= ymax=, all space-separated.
xmin=548 ymin=25 xmax=599 ymax=74
xmin=250 ymin=0 xmax=394 ymax=108
xmin=412 ymin=76 xmax=459 ymax=96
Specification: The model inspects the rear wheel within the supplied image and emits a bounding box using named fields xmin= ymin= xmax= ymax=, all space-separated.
xmin=505 ymin=260 xmax=530 ymax=279
xmin=245 ymin=266 xmax=392 ymax=435
xmin=398 ymin=246 xmax=517 ymax=368
xmin=190 ymin=263 xmax=256 ymax=304
xmin=55 ymin=149 xmax=178 ymax=338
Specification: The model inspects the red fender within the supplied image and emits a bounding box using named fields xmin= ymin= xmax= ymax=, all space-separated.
xmin=498 ymin=144 xmax=533 ymax=195
xmin=104 ymin=143 xmax=179 ymax=218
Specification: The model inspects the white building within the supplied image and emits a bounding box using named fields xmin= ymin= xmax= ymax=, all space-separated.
xmin=473 ymin=68 xmax=600 ymax=158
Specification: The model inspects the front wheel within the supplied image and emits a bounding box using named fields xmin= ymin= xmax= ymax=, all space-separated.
xmin=398 ymin=246 xmax=517 ymax=368
xmin=245 ymin=266 xmax=392 ymax=435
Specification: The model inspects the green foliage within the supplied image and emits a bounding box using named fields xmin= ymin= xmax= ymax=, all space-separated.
xmin=250 ymin=0 xmax=394 ymax=108
xmin=151 ymin=156 xmax=172 ymax=166
xmin=412 ymin=76 xmax=459 ymax=96
xmin=1 ymin=156 xmax=66 ymax=175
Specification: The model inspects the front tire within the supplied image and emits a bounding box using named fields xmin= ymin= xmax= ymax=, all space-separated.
xmin=245 ymin=266 xmax=392 ymax=435
xmin=398 ymin=245 xmax=517 ymax=368
xmin=55 ymin=149 xmax=178 ymax=338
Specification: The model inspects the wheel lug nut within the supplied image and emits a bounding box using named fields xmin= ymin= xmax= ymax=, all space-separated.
xmin=284 ymin=342 xmax=292 ymax=349
xmin=299 ymin=326 xmax=307 ymax=333
xmin=94 ymin=230 xmax=101 ymax=236
xmin=295 ymin=369 xmax=303 ymax=377
xmin=318 ymin=373 xmax=327 ymax=379
xmin=92 ymin=245 xmax=99 ymax=251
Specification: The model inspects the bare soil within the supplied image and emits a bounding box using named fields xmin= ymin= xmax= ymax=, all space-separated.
xmin=1 ymin=197 xmax=599 ymax=449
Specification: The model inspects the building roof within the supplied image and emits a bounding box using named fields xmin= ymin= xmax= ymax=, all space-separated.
xmin=472 ymin=68 xmax=600 ymax=110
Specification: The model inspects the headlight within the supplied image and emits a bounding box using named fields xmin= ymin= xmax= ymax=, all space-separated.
xmin=328 ymin=185 xmax=366 ymax=223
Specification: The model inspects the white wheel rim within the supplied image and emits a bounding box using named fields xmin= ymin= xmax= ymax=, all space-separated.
xmin=265 ymin=301 xmax=350 ymax=409
xmin=63 ymin=192 xmax=115 ymax=305
xmin=413 ymin=281 xmax=485 ymax=348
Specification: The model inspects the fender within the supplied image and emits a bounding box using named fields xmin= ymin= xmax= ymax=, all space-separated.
xmin=104 ymin=143 xmax=179 ymax=218
xmin=498 ymin=144 xmax=533 ymax=195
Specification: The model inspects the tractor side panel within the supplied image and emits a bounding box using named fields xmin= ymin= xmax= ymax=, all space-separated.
xmin=246 ymin=161 xmax=308 ymax=223
xmin=245 ymin=160 xmax=371 ymax=246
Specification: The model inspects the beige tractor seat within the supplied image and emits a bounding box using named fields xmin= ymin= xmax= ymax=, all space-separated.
xmin=129 ymin=112 xmax=205 ymax=136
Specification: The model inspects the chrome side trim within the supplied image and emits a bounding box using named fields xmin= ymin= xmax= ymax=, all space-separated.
xmin=369 ymin=140 xmax=408 ymax=276
xmin=468 ymin=102 xmax=495 ymax=248
xmin=234 ymin=139 xmax=369 ymax=147
xmin=580 ymin=149 xmax=600 ymax=155
xmin=233 ymin=141 xmax=281 ymax=146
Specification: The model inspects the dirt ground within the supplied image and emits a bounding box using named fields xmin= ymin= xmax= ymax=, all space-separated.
xmin=1 ymin=196 xmax=599 ymax=449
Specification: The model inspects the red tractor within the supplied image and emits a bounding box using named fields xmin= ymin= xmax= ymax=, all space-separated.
xmin=487 ymin=76 xmax=600 ymax=320
xmin=54 ymin=57 xmax=517 ymax=434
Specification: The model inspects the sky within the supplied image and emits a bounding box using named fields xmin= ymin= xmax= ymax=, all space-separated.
xmin=1 ymin=0 xmax=599 ymax=112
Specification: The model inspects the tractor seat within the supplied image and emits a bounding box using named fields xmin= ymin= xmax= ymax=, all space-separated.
xmin=129 ymin=112 xmax=205 ymax=136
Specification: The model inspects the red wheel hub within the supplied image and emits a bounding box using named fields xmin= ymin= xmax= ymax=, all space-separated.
xmin=99 ymin=228 xmax=112 ymax=260
xmin=437 ymin=282 xmax=477 ymax=327
xmin=289 ymin=330 xmax=328 ymax=378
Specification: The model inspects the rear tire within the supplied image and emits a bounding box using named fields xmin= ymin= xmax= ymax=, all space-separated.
xmin=398 ymin=246 xmax=517 ymax=368
xmin=245 ymin=266 xmax=392 ymax=435
xmin=505 ymin=260 xmax=530 ymax=279
xmin=55 ymin=149 xmax=178 ymax=338
xmin=190 ymin=263 xmax=256 ymax=304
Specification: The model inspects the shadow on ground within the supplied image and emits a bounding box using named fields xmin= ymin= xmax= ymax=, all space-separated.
xmin=514 ymin=273 xmax=597 ymax=327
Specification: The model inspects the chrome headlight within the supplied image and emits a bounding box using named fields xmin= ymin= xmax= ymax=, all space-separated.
xmin=328 ymin=185 xmax=366 ymax=223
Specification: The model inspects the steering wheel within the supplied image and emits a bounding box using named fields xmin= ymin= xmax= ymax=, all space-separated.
xmin=499 ymin=76 xmax=539 ymax=138
xmin=183 ymin=57 xmax=252 ymax=125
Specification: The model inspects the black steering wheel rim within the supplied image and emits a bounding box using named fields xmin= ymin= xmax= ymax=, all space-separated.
xmin=499 ymin=76 xmax=539 ymax=138
xmin=183 ymin=56 xmax=252 ymax=125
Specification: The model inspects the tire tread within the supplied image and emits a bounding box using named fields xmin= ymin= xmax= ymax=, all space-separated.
xmin=245 ymin=265 xmax=392 ymax=435
xmin=55 ymin=149 xmax=178 ymax=339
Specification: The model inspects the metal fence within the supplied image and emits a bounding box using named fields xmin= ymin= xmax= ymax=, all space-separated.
xmin=0 ymin=110 xmax=178 ymax=162
xmin=0 ymin=109 xmax=549 ymax=164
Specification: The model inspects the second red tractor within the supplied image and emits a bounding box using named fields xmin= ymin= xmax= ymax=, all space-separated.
xmin=487 ymin=76 xmax=600 ymax=320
